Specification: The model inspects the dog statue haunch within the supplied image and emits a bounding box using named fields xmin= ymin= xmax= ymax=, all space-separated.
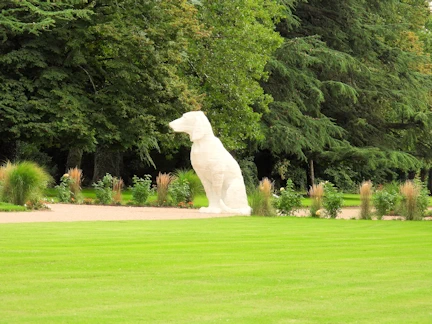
xmin=169 ymin=111 xmax=252 ymax=215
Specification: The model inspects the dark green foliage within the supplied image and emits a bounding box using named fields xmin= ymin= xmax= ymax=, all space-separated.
xmin=187 ymin=0 xmax=286 ymax=149
xmin=261 ymin=0 xmax=432 ymax=182
xmin=239 ymin=158 xmax=259 ymax=194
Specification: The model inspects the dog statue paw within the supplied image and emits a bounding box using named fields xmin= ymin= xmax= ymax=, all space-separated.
xmin=199 ymin=207 xmax=222 ymax=214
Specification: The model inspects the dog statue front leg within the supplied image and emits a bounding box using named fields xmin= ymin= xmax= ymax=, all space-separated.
xmin=199 ymin=173 xmax=224 ymax=214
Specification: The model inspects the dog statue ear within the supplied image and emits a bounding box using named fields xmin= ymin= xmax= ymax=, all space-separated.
xmin=190 ymin=112 xmax=211 ymax=141
xmin=190 ymin=116 xmax=204 ymax=141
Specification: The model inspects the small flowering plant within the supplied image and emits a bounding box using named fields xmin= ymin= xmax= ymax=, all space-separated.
xmin=274 ymin=179 xmax=302 ymax=216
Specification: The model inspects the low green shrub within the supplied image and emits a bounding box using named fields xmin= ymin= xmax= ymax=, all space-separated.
xmin=373 ymin=188 xmax=400 ymax=219
xmin=130 ymin=175 xmax=152 ymax=205
xmin=92 ymin=173 xmax=114 ymax=205
xmin=274 ymin=179 xmax=301 ymax=216
xmin=169 ymin=178 xmax=191 ymax=205
xmin=55 ymin=174 xmax=73 ymax=203
xmin=173 ymin=169 xmax=203 ymax=202
xmin=323 ymin=182 xmax=344 ymax=218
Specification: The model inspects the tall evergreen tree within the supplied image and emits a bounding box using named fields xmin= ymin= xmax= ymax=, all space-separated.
xmin=261 ymin=0 xmax=432 ymax=186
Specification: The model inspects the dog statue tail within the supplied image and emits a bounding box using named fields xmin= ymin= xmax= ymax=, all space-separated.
xmin=219 ymin=200 xmax=252 ymax=216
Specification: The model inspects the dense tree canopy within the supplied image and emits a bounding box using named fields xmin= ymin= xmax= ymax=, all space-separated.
xmin=1 ymin=0 xmax=432 ymax=189
xmin=261 ymin=0 xmax=432 ymax=187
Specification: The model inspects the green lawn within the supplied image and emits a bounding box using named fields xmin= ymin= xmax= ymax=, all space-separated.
xmin=1 ymin=217 xmax=431 ymax=323
xmin=0 ymin=202 xmax=27 ymax=212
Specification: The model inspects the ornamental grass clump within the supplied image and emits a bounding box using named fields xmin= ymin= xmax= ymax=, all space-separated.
xmin=112 ymin=177 xmax=124 ymax=205
xmin=399 ymin=180 xmax=428 ymax=221
xmin=68 ymin=167 xmax=83 ymax=199
xmin=0 ymin=161 xmax=13 ymax=183
xmin=0 ymin=161 xmax=51 ymax=206
xmin=156 ymin=172 xmax=172 ymax=206
xmin=309 ymin=183 xmax=324 ymax=217
xmin=250 ymin=177 xmax=275 ymax=216
xmin=359 ymin=181 xmax=373 ymax=220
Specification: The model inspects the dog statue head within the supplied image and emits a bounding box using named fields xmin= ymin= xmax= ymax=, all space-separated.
xmin=169 ymin=111 xmax=214 ymax=142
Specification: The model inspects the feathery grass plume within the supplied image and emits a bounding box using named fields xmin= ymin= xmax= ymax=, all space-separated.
xmin=0 ymin=161 xmax=14 ymax=183
xmin=359 ymin=181 xmax=373 ymax=220
xmin=400 ymin=181 xmax=421 ymax=220
xmin=156 ymin=172 xmax=172 ymax=206
xmin=112 ymin=177 xmax=124 ymax=204
xmin=67 ymin=167 xmax=83 ymax=198
xmin=1 ymin=161 xmax=51 ymax=205
xmin=309 ymin=183 xmax=324 ymax=217
xmin=250 ymin=177 xmax=275 ymax=216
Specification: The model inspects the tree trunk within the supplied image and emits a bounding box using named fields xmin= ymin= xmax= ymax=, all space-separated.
xmin=428 ymin=168 xmax=432 ymax=195
xmin=407 ymin=170 xmax=416 ymax=180
xmin=420 ymin=168 xmax=427 ymax=182
xmin=65 ymin=147 xmax=83 ymax=171
xmin=92 ymin=147 xmax=123 ymax=182
xmin=0 ymin=138 xmax=17 ymax=162
xmin=309 ymin=159 xmax=315 ymax=186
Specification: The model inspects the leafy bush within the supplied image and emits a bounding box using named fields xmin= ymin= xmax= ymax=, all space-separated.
xmin=174 ymin=169 xmax=203 ymax=202
xmin=0 ymin=161 xmax=51 ymax=206
xmin=274 ymin=179 xmax=301 ymax=216
xmin=323 ymin=182 xmax=344 ymax=218
xmin=92 ymin=173 xmax=114 ymax=205
xmin=169 ymin=178 xmax=190 ymax=205
xmin=55 ymin=174 xmax=73 ymax=203
xmin=130 ymin=175 xmax=152 ymax=205
xmin=250 ymin=178 xmax=275 ymax=216
xmin=373 ymin=188 xmax=400 ymax=219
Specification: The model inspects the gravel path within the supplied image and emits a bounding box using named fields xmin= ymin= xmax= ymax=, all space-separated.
xmin=0 ymin=204 xmax=245 ymax=223
xmin=0 ymin=204 xmax=366 ymax=224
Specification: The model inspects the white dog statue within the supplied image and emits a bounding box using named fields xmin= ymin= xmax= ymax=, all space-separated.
xmin=169 ymin=111 xmax=252 ymax=215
